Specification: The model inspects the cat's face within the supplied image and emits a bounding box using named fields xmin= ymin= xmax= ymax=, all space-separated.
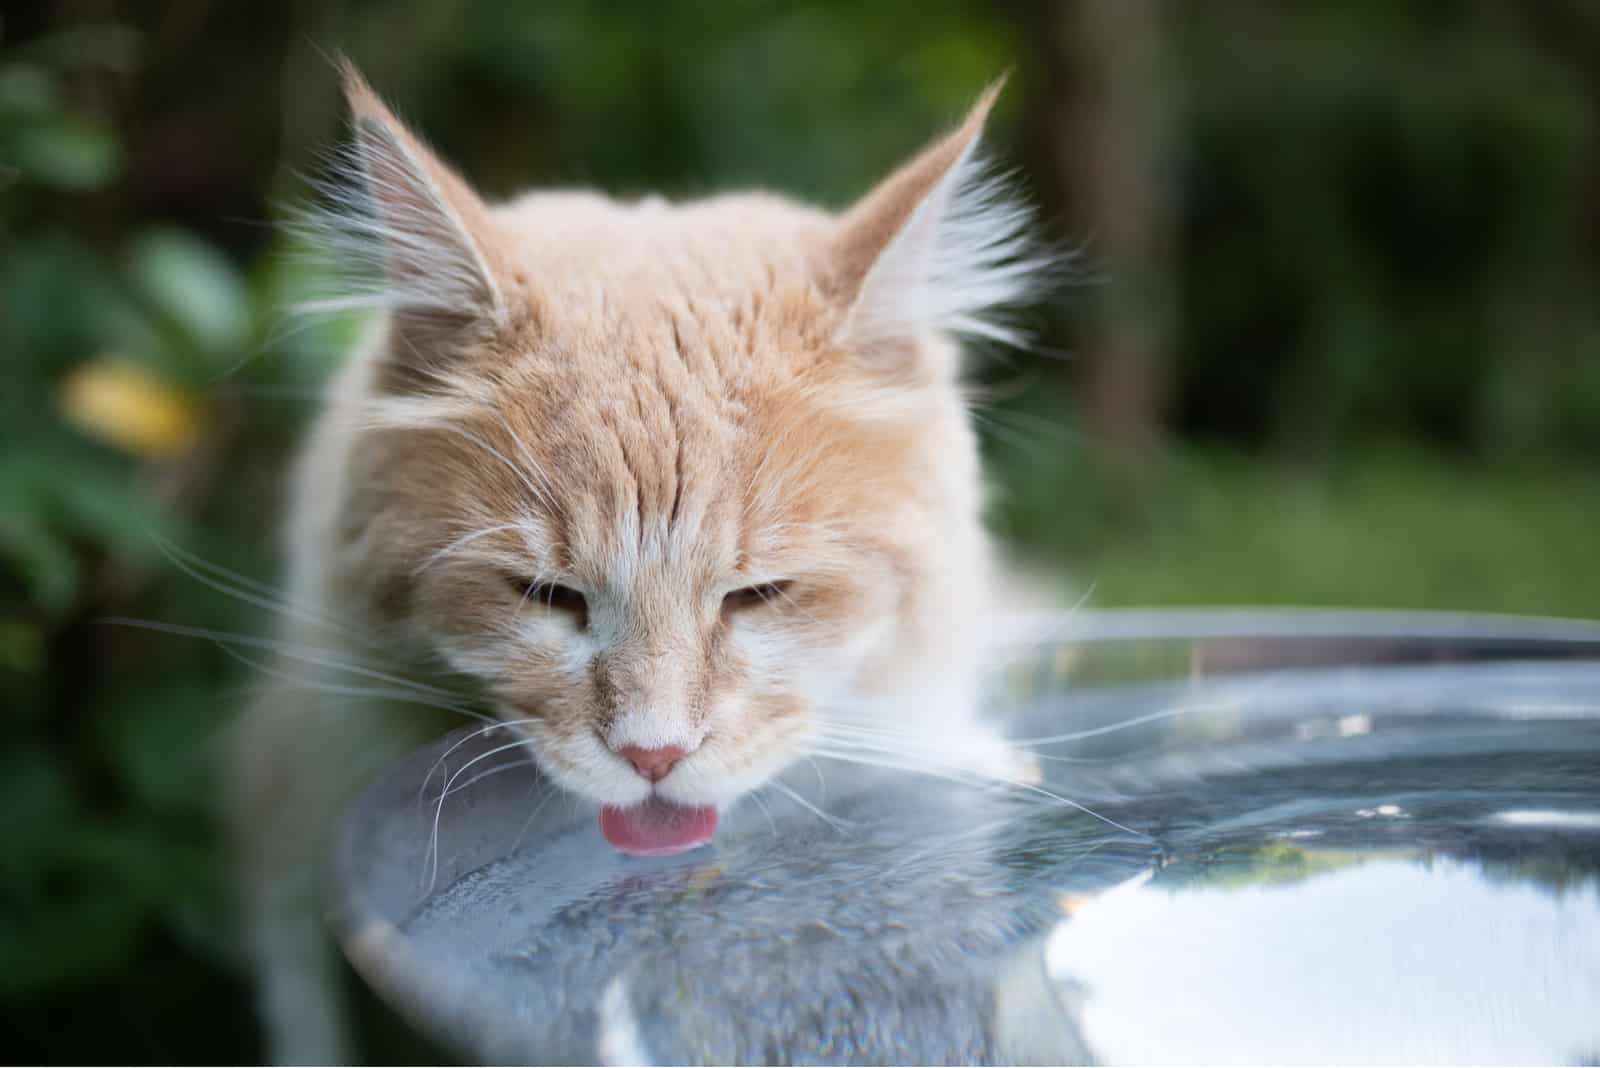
xmin=374 ymin=269 xmax=972 ymax=810
xmin=325 ymin=69 xmax=1036 ymax=814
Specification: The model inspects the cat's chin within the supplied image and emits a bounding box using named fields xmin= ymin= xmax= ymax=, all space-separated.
xmin=598 ymin=800 xmax=719 ymax=856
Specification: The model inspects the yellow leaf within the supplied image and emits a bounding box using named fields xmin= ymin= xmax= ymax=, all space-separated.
xmin=58 ymin=358 xmax=202 ymax=458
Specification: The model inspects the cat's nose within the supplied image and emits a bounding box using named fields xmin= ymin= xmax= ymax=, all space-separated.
xmin=618 ymin=744 xmax=688 ymax=782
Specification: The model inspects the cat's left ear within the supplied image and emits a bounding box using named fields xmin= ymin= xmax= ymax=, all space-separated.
xmin=828 ymin=81 xmax=1041 ymax=373
xmin=312 ymin=62 xmax=507 ymax=336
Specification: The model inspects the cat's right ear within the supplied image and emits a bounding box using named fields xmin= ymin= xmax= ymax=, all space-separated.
xmin=825 ymin=82 xmax=1044 ymax=379
xmin=306 ymin=62 xmax=507 ymax=340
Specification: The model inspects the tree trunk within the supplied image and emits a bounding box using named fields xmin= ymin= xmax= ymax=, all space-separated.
xmin=1028 ymin=0 xmax=1178 ymax=485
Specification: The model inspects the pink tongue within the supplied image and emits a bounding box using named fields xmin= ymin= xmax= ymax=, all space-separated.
xmin=599 ymin=801 xmax=718 ymax=856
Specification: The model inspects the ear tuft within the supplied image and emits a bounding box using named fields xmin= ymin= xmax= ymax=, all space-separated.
xmin=830 ymin=80 xmax=1054 ymax=363
xmin=291 ymin=61 xmax=505 ymax=330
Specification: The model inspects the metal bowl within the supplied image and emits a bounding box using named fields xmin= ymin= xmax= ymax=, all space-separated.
xmin=333 ymin=609 xmax=1600 ymax=1064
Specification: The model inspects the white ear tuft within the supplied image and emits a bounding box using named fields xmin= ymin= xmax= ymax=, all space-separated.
xmin=850 ymin=150 xmax=1047 ymax=351
xmin=291 ymin=65 xmax=504 ymax=329
xmin=832 ymin=83 xmax=1055 ymax=363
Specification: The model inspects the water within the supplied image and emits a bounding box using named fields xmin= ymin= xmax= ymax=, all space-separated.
xmin=334 ymin=614 xmax=1600 ymax=1065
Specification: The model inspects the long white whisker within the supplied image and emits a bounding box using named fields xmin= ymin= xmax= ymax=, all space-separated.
xmin=746 ymin=785 xmax=779 ymax=837
xmin=804 ymin=746 xmax=968 ymax=779
xmin=434 ymin=757 xmax=537 ymax=800
xmin=1009 ymin=704 xmax=1201 ymax=746
xmin=99 ymin=617 xmax=467 ymax=703
xmin=805 ymin=741 xmax=1148 ymax=839
xmin=419 ymin=720 xmax=534 ymax=803
xmin=803 ymin=755 xmax=829 ymax=803
xmin=213 ymin=642 xmax=492 ymax=723
xmin=148 ymin=532 xmax=380 ymax=650
xmin=426 ymin=738 xmax=534 ymax=892
xmin=511 ymin=777 xmax=561 ymax=852
xmin=412 ymin=522 xmax=526 ymax=576
xmin=770 ymin=780 xmax=850 ymax=832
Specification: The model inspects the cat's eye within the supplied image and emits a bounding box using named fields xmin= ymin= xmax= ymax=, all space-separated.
xmin=509 ymin=577 xmax=588 ymax=629
xmin=722 ymin=580 xmax=794 ymax=617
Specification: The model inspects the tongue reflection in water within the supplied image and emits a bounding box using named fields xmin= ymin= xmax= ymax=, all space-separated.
xmin=599 ymin=800 xmax=719 ymax=856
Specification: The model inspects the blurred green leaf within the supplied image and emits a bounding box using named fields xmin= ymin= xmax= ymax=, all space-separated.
xmin=0 ymin=616 xmax=45 ymax=675
xmin=0 ymin=489 xmax=82 ymax=615
xmin=1 ymin=233 xmax=109 ymax=371
xmin=126 ymin=228 xmax=253 ymax=362
xmin=0 ymin=62 xmax=59 ymax=116
xmin=0 ymin=444 xmax=181 ymax=616
xmin=1 ymin=116 xmax=122 ymax=190
xmin=0 ymin=749 xmax=77 ymax=883
xmin=15 ymin=24 xmax=144 ymax=75
xmin=98 ymin=678 xmax=222 ymax=817
xmin=0 ymin=820 xmax=199 ymax=994
xmin=44 ymin=459 xmax=178 ymax=559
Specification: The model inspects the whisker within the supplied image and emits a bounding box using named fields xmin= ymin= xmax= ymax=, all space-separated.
xmin=419 ymin=720 xmax=534 ymax=803
xmin=803 ymin=755 xmax=829 ymax=802
xmin=511 ymin=777 xmax=561 ymax=852
xmin=816 ymin=715 xmax=1120 ymax=760
xmin=804 ymin=740 xmax=1148 ymax=839
xmin=413 ymin=522 xmax=527 ymax=576
xmin=1009 ymin=700 xmax=1227 ymax=747
xmin=804 ymin=745 xmax=969 ymax=780
xmin=213 ymin=642 xmax=492 ymax=723
xmin=147 ymin=531 xmax=379 ymax=650
xmin=98 ymin=617 xmax=468 ymax=704
xmin=746 ymin=786 xmax=780 ymax=837
xmin=770 ymin=780 xmax=850 ymax=832
xmin=425 ymin=757 xmax=538 ymax=806
xmin=426 ymin=737 xmax=534 ymax=892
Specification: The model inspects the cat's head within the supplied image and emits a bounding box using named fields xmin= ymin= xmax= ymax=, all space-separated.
xmin=313 ymin=66 xmax=1044 ymax=817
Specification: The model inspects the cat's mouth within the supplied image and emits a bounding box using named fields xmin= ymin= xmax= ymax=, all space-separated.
xmin=599 ymin=799 xmax=718 ymax=856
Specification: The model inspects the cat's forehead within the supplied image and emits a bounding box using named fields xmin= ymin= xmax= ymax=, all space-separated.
xmin=411 ymin=193 xmax=917 ymax=575
xmin=493 ymin=191 xmax=833 ymax=314
xmin=456 ymin=337 xmax=890 ymax=585
xmin=474 ymin=193 xmax=849 ymax=493
xmin=481 ymin=348 xmax=818 ymax=571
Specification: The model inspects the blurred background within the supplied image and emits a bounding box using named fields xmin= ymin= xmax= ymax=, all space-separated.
xmin=2 ymin=0 xmax=1597 ymax=1060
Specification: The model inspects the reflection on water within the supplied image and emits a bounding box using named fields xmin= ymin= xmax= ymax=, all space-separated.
xmin=1492 ymin=809 xmax=1600 ymax=830
xmin=1038 ymin=857 xmax=1600 ymax=1065
xmin=337 ymin=656 xmax=1600 ymax=1065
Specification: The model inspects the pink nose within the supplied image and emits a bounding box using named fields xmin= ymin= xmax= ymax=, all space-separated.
xmin=618 ymin=744 xmax=688 ymax=782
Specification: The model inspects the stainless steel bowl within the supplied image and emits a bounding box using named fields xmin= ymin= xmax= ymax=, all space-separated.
xmin=333 ymin=609 xmax=1600 ymax=1064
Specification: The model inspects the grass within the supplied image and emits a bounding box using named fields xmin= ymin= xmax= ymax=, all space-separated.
xmin=989 ymin=439 xmax=1600 ymax=621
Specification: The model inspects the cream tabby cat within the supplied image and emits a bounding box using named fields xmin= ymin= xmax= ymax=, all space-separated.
xmin=229 ymin=65 xmax=1048 ymax=1063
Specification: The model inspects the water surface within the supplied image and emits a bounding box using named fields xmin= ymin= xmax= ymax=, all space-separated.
xmin=336 ymin=618 xmax=1600 ymax=1064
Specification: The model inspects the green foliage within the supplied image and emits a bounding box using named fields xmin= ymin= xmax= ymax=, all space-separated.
xmin=990 ymin=422 xmax=1600 ymax=617
xmin=0 ymin=24 xmax=340 ymax=1061
xmin=1165 ymin=4 xmax=1600 ymax=460
xmin=0 ymin=59 xmax=121 ymax=192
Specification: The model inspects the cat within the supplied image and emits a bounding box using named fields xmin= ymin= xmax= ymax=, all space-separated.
xmin=227 ymin=63 xmax=1050 ymax=1063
